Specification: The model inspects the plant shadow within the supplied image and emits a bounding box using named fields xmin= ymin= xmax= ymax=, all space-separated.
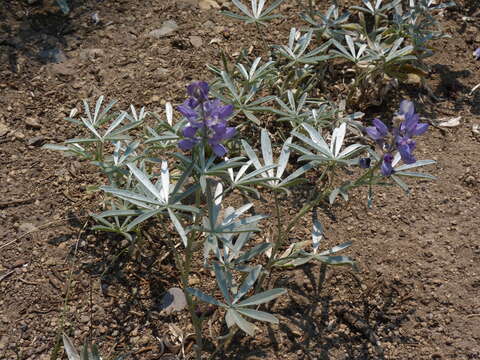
xmin=220 ymin=264 xmax=416 ymax=360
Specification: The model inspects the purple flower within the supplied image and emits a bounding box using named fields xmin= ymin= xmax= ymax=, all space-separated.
xmin=474 ymin=48 xmax=480 ymax=61
xmin=397 ymin=100 xmax=428 ymax=138
xmin=177 ymin=82 xmax=236 ymax=157
xmin=365 ymin=118 xmax=389 ymax=142
xmin=187 ymin=81 xmax=209 ymax=103
xmin=394 ymin=100 xmax=428 ymax=164
xmin=381 ymin=153 xmax=394 ymax=176
xmin=397 ymin=136 xmax=416 ymax=164
xmin=359 ymin=157 xmax=371 ymax=169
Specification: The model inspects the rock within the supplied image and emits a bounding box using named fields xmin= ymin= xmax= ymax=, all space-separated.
xmin=14 ymin=131 xmax=25 ymax=140
xmin=148 ymin=20 xmax=179 ymax=38
xmin=177 ymin=0 xmax=198 ymax=9
xmin=25 ymin=117 xmax=41 ymax=129
xmin=0 ymin=122 xmax=9 ymax=137
xmin=199 ymin=0 xmax=220 ymax=9
xmin=27 ymin=136 xmax=46 ymax=146
xmin=189 ymin=35 xmax=203 ymax=48
xmin=160 ymin=287 xmax=187 ymax=314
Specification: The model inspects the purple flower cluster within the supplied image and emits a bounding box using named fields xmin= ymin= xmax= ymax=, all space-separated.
xmin=177 ymin=82 xmax=236 ymax=157
xmin=365 ymin=100 xmax=428 ymax=176
xmin=474 ymin=48 xmax=480 ymax=61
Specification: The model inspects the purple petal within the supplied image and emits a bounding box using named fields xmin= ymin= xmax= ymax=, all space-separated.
xmin=224 ymin=126 xmax=236 ymax=140
xmin=178 ymin=138 xmax=197 ymax=151
xmin=398 ymin=144 xmax=416 ymax=164
xmin=186 ymin=97 xmax=199 ymax=109
xmin=187 ymin=81 xmax=209 ymax=102
xmin=177 ymin=101 xmax=198 ymax=122
xmin=381 ymin=153 xmax=394 ymax=176
xmin=372 ymin=118 xmax=389 ymax=136
xmin=216 ymin=104 xmax=234 ymax=120
xmin=365 ymin=126 xmax=384 ymax=141
xmin=183 ymin=126 xmax=198 ymax=138
xmin=212 ymin=143 xmax=227 ymax=157
xmin=413 ymin=122 xmax=429 ymax=136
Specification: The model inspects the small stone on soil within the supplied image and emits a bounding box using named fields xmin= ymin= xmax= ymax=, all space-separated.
xmin=148 ymin=20 xmax=179 ymax=38
xmin=189 ymin=35 xmax=203 ymax=48
xmin=25 ymin=117 xmax=41 ymax=129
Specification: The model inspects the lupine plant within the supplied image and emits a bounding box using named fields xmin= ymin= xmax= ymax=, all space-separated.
xmin=45 ymin=80 xmax=436 ymax=358
xmin=43 ymin=0 xmax=447 ymax=358
xmin=212 ymin=0 xmax=454 ymax=118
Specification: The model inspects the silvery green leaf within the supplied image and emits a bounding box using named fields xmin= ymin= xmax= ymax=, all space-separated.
xmin=126 ymin=163 xmax=165 ymax=203
xmin=232 ymin=0 xmax=253 ymax=17
xmin=104 ymin=112 xmax=127 ymax=137
xmin=80 ymin=116 xmax=102 ymax=140
xmin=277 ymin=256 xmax=312 ymax=267
xmin=236 ymin=308 xmax=279 ymax=324
xmin=330 ymin=122 xmax=347 ymax=157
xmin=242 ymin=140 xmax=263 ymax=170
xmin=187 ymin=288 xmax=226 ymax=308
xmin=315 ymin=255 xmax=355 ymax=266
xmin=261 ymin=0 xmax=285 ymax=16
xmin=236 ymin=288 xmax=286 ymax=307
xmin=101 ymin=186 xmax=160 ymax=209
xmin=62 ymin=334 xmax=80 ymax=360
xmin=338 ymin=143 xmax=365 ymax=158
xmin=93 ymin=96 xmax=104 ymax=125
xmin=394 ymin=171 xmax=436 ymax=180
xmin=276 ymin=137 xmax=292 ymax=179
xmin=291 ymin=131 xmax=332 ymax=159
xmin=214 ymin=262 xmax=232 ymax=305
xmin=227 ymin=308 xmax=256 ymax=336
xmin=301 ymin=124 xmax=332 ymax=156
xmin=318 ymin=241 xmax=352 ymax=256
xmin=280 ymin=162 xmax=314 ymax=187
xmin=125 ymin=210 xmax=163 ymax=231
xmin=235 ymin=243 xmax=272 ymax=264
xmin=312 ymin=208 xmax=323 ymax=253
xmin=394 ymin=159 xmax=435 ymax=171
xmin=225 ymin=307 xmax=236 ymax=328
xmin=160 ymin=161 xmax=170 ymax=203
xmin=168 ymin=208 xmax=188 ymax=247
xmin=260 ymin=129 xmax=274 ymax=177
xmin=233 ymin=265 xmax=262 ymax=304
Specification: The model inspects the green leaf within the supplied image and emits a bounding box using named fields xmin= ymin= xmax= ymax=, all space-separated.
xmin=235 ymin=308 xmax=280 ymax=324
xmin=236 ymin=288 xmax=286 ymax=307
xmin=227 ymin=308 xmax=256 ymax=336
xmin=62 ymin=334 xmax=80 ymax=360
xmin=187 ymin=288 xmax=226 ymax=308
xmin=233 ymin=265 xmax=262 ymax=304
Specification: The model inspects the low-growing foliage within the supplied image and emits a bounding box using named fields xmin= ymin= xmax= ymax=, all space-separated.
xmin=43 ymin=0 xmax=448 ymax=358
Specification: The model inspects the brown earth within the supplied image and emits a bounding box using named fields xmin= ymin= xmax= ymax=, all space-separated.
xmin=0 ymin=0 xmax=479 ymax=359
